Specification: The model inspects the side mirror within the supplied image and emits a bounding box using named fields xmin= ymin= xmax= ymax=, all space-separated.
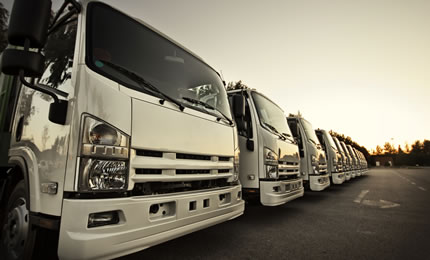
xmin=1 ymin=49 xmax=45 ymax=77
xmin=233 ymin=94 xmax=245 ymax=118
xmin=236 ymin=118 xmax=246 ymax=133
xmin=8 ymin=0 xmax=52 ymax=48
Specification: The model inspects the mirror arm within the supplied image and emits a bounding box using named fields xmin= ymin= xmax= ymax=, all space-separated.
xmin=50 ymin=1 xmax=68 ymax=28
xmin=18 ymin=38 xmax=59 ymax=103
xmin=19 ymin=71 xmax=59 ymax=103
xmin=48 ymin=10 xmax=76 ymax=35
xmin=67 ymin=0 xmax=82 ymax=13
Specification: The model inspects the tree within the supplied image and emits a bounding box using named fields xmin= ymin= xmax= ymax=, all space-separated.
xmin=0 ymin=2 xmax=9 ymax=53
xmin=411 ymin=140 xmax=423 ymax=154
xmin=383 ymin=142 xmax=396 ymax=154
xmin=405 ymin=142 xmax=410 ymax=153
xmin=375 ymin=145 xmax=383 ymax=155
xmin=398 ymin=145 xmax=403 ymax=154
xmin=423 ymin=140 xmax=430 ymax=155
xmin=226 ymin=80 xmax=249 ymax=91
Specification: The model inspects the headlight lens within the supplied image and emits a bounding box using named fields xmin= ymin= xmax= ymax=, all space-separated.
xmin=79 ymin=115 xmax=130 ymax=192
xmin=264 ymin=148 xmax=278 ymax=179
xmin=233 ymin=147 xmax=240 ymax=182
xmin=79 ymin=159 xmax=128 ymax=191
xmin=83 ymin=117 xmax=129 ymax=147
xmin=311 ymin=155 xmax=317 ymax=164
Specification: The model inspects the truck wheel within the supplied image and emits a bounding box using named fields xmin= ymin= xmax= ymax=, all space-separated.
xmin=0 ymin=180 xmax=58 ymax=260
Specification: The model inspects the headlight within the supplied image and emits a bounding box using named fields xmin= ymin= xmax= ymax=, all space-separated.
xmin=312 ymin=165 xmax=319 ymax=174
xmin=264 ymin=148 xmax=278 ymax=179
xmin=79 ymin=159 xmax=128 ymax=191
xmin=232 ymin=147 xmax=240 ymax=182
xmin=311 ymin=155 xmax=317 ymax=164
xmin=78 ymin=115 xmax=130 ymax=192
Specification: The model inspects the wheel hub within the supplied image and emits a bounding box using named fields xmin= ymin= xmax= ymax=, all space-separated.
xmin=3 ymin=197 xmax=29 ymax=259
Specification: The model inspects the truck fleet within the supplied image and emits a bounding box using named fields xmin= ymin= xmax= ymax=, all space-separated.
xmin=0 ymin=0 xmax=369 ymax=259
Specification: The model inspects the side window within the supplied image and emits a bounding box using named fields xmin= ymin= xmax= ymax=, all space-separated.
xmin=38 ymin=14 xmax=78 ymax=92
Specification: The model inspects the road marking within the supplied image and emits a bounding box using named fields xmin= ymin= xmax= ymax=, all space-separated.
xmin=354 ymin=190 xmax=369 ymax=203
xmin=379 ymin=200 xmax=401 ymax=209
xmin=394 ymin=172 xmax=425 ymax=192
xmin=361 ymin=199 xmax=400 ymax=209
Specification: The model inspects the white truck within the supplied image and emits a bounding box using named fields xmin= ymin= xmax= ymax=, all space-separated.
xmin=331 ymin=136 xmax=351 ymax=181
xmin=227 ymin=89 xmax=303 ymax=206
xmin=339 ymin=141 xmax=356 ymax=178
xmin=315 ymin=129 xmax=345 ymax=184
xmin=0 ymin=1 xmax=244 ymax=259
xmin=346 ymin=144 xmax=361 ymax=177
xmin=287 ymin=115 xmax=329 ymax=191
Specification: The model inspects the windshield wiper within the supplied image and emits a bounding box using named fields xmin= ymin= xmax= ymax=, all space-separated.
xmin=263 ymin=122 xmax=286 ymax=140
xmin=182 ymin=97 xmax=233 ymax=125
xmin=99 ymin=59 xmax=184 ymax=111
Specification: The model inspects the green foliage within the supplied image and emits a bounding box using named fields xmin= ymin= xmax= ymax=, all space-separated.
xmin=372 ymin=139 xmax=430 ymax=166
xmin=0 ymin=2 xmax=9 ymax=53
xmin=226 ymin=80 xmax=249 ymax=91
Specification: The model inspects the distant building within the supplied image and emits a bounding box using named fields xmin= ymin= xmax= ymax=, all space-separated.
xmin=373 ymin=155 xmax=394 ymax=167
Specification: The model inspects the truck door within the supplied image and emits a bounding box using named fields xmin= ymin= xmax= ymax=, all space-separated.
xmin=232 ymin=92 xmax=259 ymax=188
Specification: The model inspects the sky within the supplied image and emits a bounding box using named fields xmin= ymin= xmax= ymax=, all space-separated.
xmin=4 ymin=0 xmax=430 ymax=152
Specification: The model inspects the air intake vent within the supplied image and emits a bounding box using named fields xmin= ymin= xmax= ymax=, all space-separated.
xmin=136 ymin=169 xmax=162 ymax=174
xmin=176 ymin=169 xmax=210 ymax=174
xmin=136 ymin=150 xmax=163 ymax=157
xmin=218 ymin=157 xmax=230 ymax=162
xmin=218 ymin=169 xmax=230 ymax=173
xmin=176 ymin=153 xmax=211 ymax=160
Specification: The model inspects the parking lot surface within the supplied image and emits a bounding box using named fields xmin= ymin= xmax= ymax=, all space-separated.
xmin=118 ymin=168 xmax=430 ymax=260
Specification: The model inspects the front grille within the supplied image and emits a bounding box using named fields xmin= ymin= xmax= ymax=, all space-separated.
xmin=131 ymin=179 xmax=231 ymax=196
xmin=136 ymin=149 xmax=163 ymax=157
xmin=176 ymin=153 xmax=211 ymax=160
xmin=218 ymin=169 xmax=230 ymax=173
xmin=219 ymin=157 xmax=231 ymax=161
xmin=176 ymin=169 xmax=211 ymax=174
xmin=136 ymin=169 xmax=162 ymax=175
xmin=132 ymin=149 xmax=234 ymax=188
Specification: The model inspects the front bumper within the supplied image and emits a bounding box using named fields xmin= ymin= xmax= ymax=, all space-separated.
xmin=351 ymin=171 xmax=356 ymax=178
xmin=345 ymin=171 xmax=351 ymax=181
xmin=58 ymin=185 xmax=244 ymax=260
xmin=331 ymin=172 xmax=345 ymax=184
xmin=259 ymin=179 xmax=304 ymax=206
xmin=309 ymin=174 xmax=330 ymax=191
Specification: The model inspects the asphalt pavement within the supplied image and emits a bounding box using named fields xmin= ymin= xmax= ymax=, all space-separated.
xmin=118 ymin=168 xmax=430 ymax=260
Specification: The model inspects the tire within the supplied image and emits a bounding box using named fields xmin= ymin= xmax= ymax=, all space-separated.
xmin=0 ymin=180 xmax=59 ymax=260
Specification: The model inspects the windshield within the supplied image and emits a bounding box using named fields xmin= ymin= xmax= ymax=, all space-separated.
xmin=332 ymin=137 xmax=345 ymax=155
xmin=326 ymin=133 xmax=338 ymax=151
xmin=251 ymin=92 xmax=292 ymax=138
xmin=301 ymin=118 xmax=320 ymax=145
xmin=86 ymin=3 xmax=231 ymax=119
xmin=341 ymin=142 xmax=351 ymax=158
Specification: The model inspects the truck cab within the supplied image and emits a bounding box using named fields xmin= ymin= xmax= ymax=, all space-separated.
xmin=315 ymin=129 xmax=345 ymax=184
xmin=347 ymin=145 xmax=361 ymax=177
xmin=332 ymin=136 xmax=351 ymax=181
xmin=0 ymin=1 xmax=244 ymax=259
xmin=228 ymin=89 xmax=303 ymax=206
xmin=339 ymin=141 xmax=355 ymax=178
xmin=353 ymin=148 xmax=366 ymax=175
xmin=287 ymin=115 xmax=329 ymax=191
